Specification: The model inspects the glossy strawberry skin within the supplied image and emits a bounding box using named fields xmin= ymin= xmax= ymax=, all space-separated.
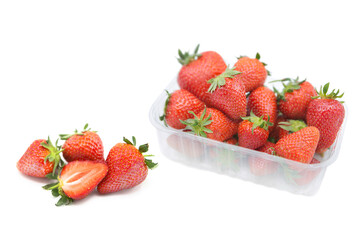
xmin=238 ymin=120 xmax=269 ymax=150
xmin=164 ymin=89 xmax=205 ymax=129
xmin=97 ymin=143 xmax=148 ymax=194
xmin=196 ymin=108 xmax=238 ymax=142
xmin=275 ymin=126 xmax=320 ymax=163
xmin=233 ymin=56 xmax=267 ymax=92
xmin=306 ymin=99 xmax=345 ymax=153
xmin=279 ymin=81 xmax=317 ymax=120
xmin=178 ymin=51 xmax=227 ymax=105
xmin=209 ymin=77 xmax=247 ymax=121
xmin=62 ymin=131 xmax=105 ymax=163
xmin=247 ymin=86 xmax=277 ymax=131
xmin=249 ymin=141 xmax=278 ymax=176
xmin=60 ymin=161 xmax=108 ymax=200
xmin=17 ymin=139 xmax=54 ymax=177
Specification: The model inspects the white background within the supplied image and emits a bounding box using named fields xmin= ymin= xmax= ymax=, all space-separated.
xmin=1 ymin=1 xmax=359 ymax=239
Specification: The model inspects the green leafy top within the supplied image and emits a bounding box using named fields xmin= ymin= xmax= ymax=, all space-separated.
xmin=41 ymin=137 xmax=65 ymax=176
xmin=59 ymin=123 xmax=96 ymax=140
xmin=180 ymin=107 xmax=213 ymax=138
xmin=278 ymin=120 xmax=307 ymax=133
xmin=207 ymin=66 xmax=241 ymax=93
xmin=43 ymin=173 xmax=73 ymax=207
xmin=312 ymin=82 xmax=344 ymax=102
xmin=123 ymin=136 xmax=158 ymax=170
xmin=241 ymin=111 xmax=274 ymax=133
xmin=159 ymin=90 xmax=171 ymax=127
xmin=177 ymin=44 xmax=201 ymax=66
xmin=270 ymin=77 xmax=306 ymax=101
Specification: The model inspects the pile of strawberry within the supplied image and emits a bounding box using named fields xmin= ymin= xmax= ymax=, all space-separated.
xmin=16 ymin=124 xmax=158 ymax=206
xmin=161 ymin=45 xmax=345 ymax=166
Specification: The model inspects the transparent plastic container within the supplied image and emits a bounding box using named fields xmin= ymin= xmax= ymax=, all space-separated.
xmin=149 ymin=78 xmax=347 ymax=195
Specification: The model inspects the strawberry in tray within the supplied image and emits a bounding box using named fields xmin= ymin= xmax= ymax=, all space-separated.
xmin=59 ymin=124 xmax=105 ymax=163
xmin=180 ymin=107 xmax=238 ymax=142
xmin=272 ymin=77 xmax=317 ymax=120
xmin=177 ymin=44 xmax=227 ymax=105
xmin=43 ymin=160 xmax=108 ymax=206
xmin=160 ymin=89 xmax=205 ymax=129
xmin=306 ymin=83 xmax=345 ymax=154
xmin=97 ymin=137 xmax=157 ymax=194
xmin=238 ymin=112 xmax=273 ymax=150
xmin=17 ymin=137 xmax=64 ymax=178
xmin=233 ymin=53 xmax=269 ymax=92
xmin=277 ymin=119 xmax=307 ymax=140
xmin=249 ymin=141 xmax=278 ymax=176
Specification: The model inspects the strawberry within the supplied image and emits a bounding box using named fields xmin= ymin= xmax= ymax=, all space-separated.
xmin=247 ymin=86 xmax=277 ymax=131
xmin=283 ymin=158 xmax=321 ymax=186
xmin=249 ymin=141 xmax=278 ymax=176
xmin=277 ymin=119 xmax=307 ymax=140
xmin=60 ymin=124 xmax=105 ymax=163
xmin=206 ymin=66 xmax=246 ymax=120
xmin=177 ymin=44 xmax=227 ymax=105
xmin=224 ymin=137 xmax=238 ymax=145
xmin=17 ymin=137 xmax=64 ymax=177
xmin=180 ymin=107 xmax=238 ymax=142
xmin=272 ymin=77 xmax=317 ymax=119
xmin=268 ymin=115 xmax=286 ymax=142
xmin=43 ymin=160 xmax=108 ymax=206
xmin=97 ymin=137 xmax=157 ymax=194
xmin=160 ymin=89 xmax=205 ymax=129
xmin=275 ymin=126 xmax=320 ymax=163
xmin=238 ymin=112 xmax=273 ymax=149
xmin=233 ymin=53 xmax=269 ymax=92
xmin=306 ymin=83 xmax=345 ymax=153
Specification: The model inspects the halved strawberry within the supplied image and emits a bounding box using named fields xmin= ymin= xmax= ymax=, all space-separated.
xmin=43 ymin=161 xmax=108 ymax=206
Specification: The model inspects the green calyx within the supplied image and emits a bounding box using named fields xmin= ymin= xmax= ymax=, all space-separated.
xmin=312 ymin=82 xmax=344 ymax=102
xmin=41 ymin=137 xmax=65 ymax=176
xmin=177 ymin=44 xmax=201 ymax=66
xmin=237 ymin=52 xmax=271 ymax=76
xmin=271 ymin=77 xmax=306 ymax=101
xmin=59 ymin=123 xmax=96 ymax=140
xmin=180 ymin=107 xmax=213 ymax=138
xmin=43 ymin=172 xmax=73 ymax=207
xmin=159 ymin=90 xmax=171 ymax=127
xmin=278 ymin=120 xmax=307 ymax=133
xmin=123 ymin=136 xmax=158 ymax=170
xmin=207 ymin=66 xmax=241 ymax=93
xmin=242 ymin=111 xmax=273 ymax=133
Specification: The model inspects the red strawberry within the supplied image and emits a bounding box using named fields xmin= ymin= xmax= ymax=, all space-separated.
xmin=277 ymin=119 xmax=307 ymax=140
xmin=97 ymin=137 xmax=157 ymax=194
xmin=268 ymin=115 xmax=286 ymax=142
xmin=233 ymin=53 xmax=269 ymax=92
xmin=249 ymin=141 xmax=278 ymax=176
xmin=238 ymin=112 xmax=273 ymax=149
xmin=306 ymin=83 xmax=345 ymax=154
xmin=17 ymin=137 xmax=63 ymax=177
xmin=181 ymin=107 xmax=238 ymax=142
xmin=43 ymin=161 xmax=108 ymax=206
xmin=273 ymin=77 xmax=317 ymax=119
xmin=224 ymin=137 xmax=238 ymax=145
xmin=247 ymin=86 xmax=277 ymax=131
xmin=160 ymin=89 xmax=205 ymax=129
xmin=294 ymin=158 xmax=321 ymax=185
xmin=206 ymin=66 xmax=246 ymax=120
xmin=275 ymin=126 xmax=320 ymax=163
xmin=177 ymin=44 xmax=227 ymax=105
xmin=60 ymin=124 xmax=105 ymax=163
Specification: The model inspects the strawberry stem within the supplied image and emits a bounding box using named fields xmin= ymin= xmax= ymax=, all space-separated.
xmin=180 ymin=107 xmax=213 ymax=137
xmin=177 ymin=44 xmax=201 ymax=66
xmin=312 ymin=82 xmax=344 ymax=101
xmin=123 ymin=136 xmax=158 ymax=170
xmin=207 ymin=66 xmax=241 ymax=93
xmin=242 ymin=111 xmax=273 ymax=133
xmin=159 ymin=90 xmax=171 ymax=127
xmin=271 ymin=77 xmax=306 ymax=101
xmin=41 ymin=136 xmax=65 ymax=175
xmin=59 ymin=123 xmax=96 ymax=140
xmin=278 ymin=120 xmax=307 ymax=133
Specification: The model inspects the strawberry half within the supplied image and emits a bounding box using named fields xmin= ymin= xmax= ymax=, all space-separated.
xmin=43 ymin=160 xmax=108 ymax=206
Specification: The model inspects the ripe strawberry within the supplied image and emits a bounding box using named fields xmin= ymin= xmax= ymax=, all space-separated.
xmin=268 ymin=115 xmax=286 ymax=142
xmin=275 ymin=126 xmax=320 ymax=164
xmin=224 ymin=137 xmax=238 ymax=145
xmin=306 ymin=83 xmax=345 ymax=154
xmin=180 ymin=107 xmax=238 ymax=142
xmin=43 ymin=161 xmax=108 ymax=206
xmin=238 ymin=112 xmax=273 ymax=149
xmin=60 ymin=124 xmax=105 ymax=163
xmin=283 ymin=158 xmax=321 ymax=186
xmin=249 ymin=141 xmax=278 ymax=176
xmin=233 ymin=53 xmax=269 ymax=92
xmin=247 ymin=86 xmax=277 ymax=131
xmin=206 ymin=66 xmax=246 ymax=120
xmin=17 ymin=137 xmax=64 ymax=177
xmin=177 ymin=44 xmax=227 ymax=105
xmin=97 ymin=137 xmax=157 ymax=194
xmin=273 ymin=77 xmax=317 ymax=119
xmin=160 ymin=89 xmax=205 ymax=129
xmin=277 ymin=119 xmax=307 ymax=140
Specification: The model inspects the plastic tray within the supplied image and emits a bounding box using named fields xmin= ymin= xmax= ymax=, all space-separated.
xmin=149 ymin=78 xmax=347 ymax=195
